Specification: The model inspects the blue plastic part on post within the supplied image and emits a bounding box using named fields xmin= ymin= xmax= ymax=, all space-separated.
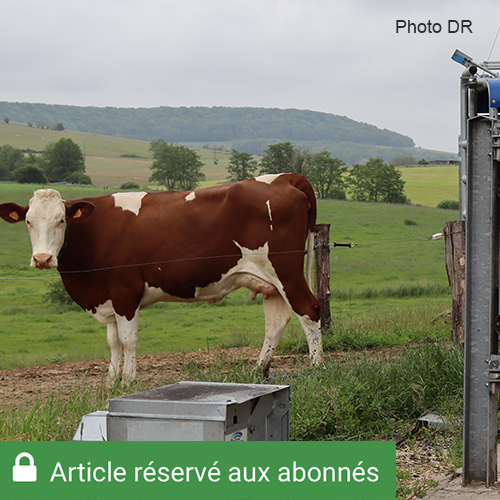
xmin=488 ymin=78 xmax=500 ymax=108
xmin=453 ymin=53 xmax=467 ymax=65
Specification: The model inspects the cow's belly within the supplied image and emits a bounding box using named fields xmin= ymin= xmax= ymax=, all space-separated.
xmin=142 ymin=241 xmax=283 ymax=307
xmin=193 ymin=241 xmax=282 ymax=304
xmin=195 ymin=272 xmax=279 ymax=303
xmin=141 ymin=272 xmax=279 ymax=307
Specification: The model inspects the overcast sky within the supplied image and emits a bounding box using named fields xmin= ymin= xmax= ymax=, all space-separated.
xmin=1 ymin=0 xmax=499 ymax=153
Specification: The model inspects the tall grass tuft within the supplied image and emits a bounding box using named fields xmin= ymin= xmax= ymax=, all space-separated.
xmin=331 ymin=283 xmax=450 ymax=301
xmin=274 ymin=301 xmax=452 ymax=355
xmin=290 ymin=341 xmax=463 ymax=441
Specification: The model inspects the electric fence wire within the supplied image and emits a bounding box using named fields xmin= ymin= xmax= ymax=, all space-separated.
xmin=0 ymin=235 xmax=443 ymax=281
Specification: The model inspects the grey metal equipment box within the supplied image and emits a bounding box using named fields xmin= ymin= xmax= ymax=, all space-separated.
xmin=107 ymin=381 xmax=290 ymax=441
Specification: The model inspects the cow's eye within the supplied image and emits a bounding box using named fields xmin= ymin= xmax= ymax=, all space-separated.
xmin=26 ymin=220 xmax=31 ymax=226
xmin=60 ymin=218 xmax=66 ymax=225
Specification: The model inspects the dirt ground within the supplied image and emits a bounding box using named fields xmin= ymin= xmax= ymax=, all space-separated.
xmin=0 ymin=344 xmax=413 ymax=408
xmin=0 ymin=347 xmax=309 ymax=408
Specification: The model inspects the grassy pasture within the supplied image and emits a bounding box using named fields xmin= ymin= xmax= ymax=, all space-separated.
xmin=0 ymin=121 xmax=459 ymax=370
xmin=0 ymin=176 xmax=456 ymax=369
xmin=399 ymin=165 xmax=459 ymax=207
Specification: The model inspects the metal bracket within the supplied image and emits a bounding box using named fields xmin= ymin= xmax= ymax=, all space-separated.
xmin=488 ymin=354 xmax=500 ymax=394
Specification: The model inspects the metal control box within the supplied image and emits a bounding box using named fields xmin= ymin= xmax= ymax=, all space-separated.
xmin=107 ymin=381 xmax=290 ymax=441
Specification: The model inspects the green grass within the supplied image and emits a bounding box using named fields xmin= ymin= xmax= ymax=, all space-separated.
xmin=0 ymin=279 xmax=452 ymax=370
xmin=0 ymin=341 xmax=463 ymax=444
xmin=399 ymin=165 xmax=458 ymax=207
xmin=0 ymin=181 xmax=455 ymax=369
xmin=318 ymin=199 xmax=456 ymax=288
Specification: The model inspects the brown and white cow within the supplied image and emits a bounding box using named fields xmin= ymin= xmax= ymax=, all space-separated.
xmin=0 ymin=173 xmax=323 ymax=384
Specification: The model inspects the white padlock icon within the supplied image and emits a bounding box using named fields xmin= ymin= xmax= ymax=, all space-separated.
xmin=12 ymin=452 xmax=37 ymax=482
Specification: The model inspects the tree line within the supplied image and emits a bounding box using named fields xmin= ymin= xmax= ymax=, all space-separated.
xmin=150 ymin=141 xmax=409 ymax=204
xmin=0 ymin=136 xmax=408 ymax=204
xmin=0 ymin=138 xmax=91 ymax=185
xmin=0 ymin=102 xmax=414 ymax=148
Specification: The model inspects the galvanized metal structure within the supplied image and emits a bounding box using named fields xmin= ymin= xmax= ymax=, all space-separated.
xmin=107 ymin=381 xmax=290 ymax=442
xmin=453 ymin=49 xmax=500 ymax=485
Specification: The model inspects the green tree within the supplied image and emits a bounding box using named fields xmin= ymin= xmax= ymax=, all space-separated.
xmin=346 ymin=157 xmax=409 ymax=204
xmin=306 ymin=150 xmax=347 ymax=199
xmin=0 ymin=145 xmax=26 ymax=180
xmin=392 ymin=155 xmax=415 ymax=167
xmin=226 ymin=149 xmax=257 ymax=181
xmin=13 ymin=165 xmax=47 ymax=184
xmin=64 ymin=171 xmax=92 ymax=185
xmin=41 ymin=138 xmax=87 ymax=183
xmin=259 ymin=142 xmax=296 ymax=174
xmin=119 ymin=181 xmax=141 ymax=190
xmin=149 ymin=139 xmax=205 ymax=191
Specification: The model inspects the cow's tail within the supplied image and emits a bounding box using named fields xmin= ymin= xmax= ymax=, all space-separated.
xmin=306 ymin=230 xmax=314 ymax=291
xmin=288 ymin=174 xmax=317 ymax=292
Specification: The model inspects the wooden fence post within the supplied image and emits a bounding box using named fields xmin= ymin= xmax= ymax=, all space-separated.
xmin=444 ymin=220 xmax=466 ymax=346
xmin=314 ymin=224 xmax=332 ymax=334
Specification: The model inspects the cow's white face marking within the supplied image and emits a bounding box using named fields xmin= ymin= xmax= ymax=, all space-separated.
xmin=112 ymin=192 xmax=147 ymax=215
xmin=255 ymin=174 xmax=282 ymax=184
xmin=185 ymin=191 xmax=196 ymax=202
xmin=25 ymin=189 xmax=67 ymax=269
xmin=266 ymin=200 xmax=273 ymax=231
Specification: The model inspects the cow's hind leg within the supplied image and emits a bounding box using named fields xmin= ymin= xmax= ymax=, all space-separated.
xmin=296 ymin=314 xmax=323 ymax=366
xmin=273 ymin=266 xmax=323 ymax=368
xmin=106 ymin=321 xmax=122 ymax=385
xmin=257 ymin=294 xmax=292 ymax=376
xmin=115 ymin=311 xmax=139 ymax=386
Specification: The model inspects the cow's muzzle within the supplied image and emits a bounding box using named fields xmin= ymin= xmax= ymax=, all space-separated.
xmin=32 ymin=253 xmax=56 ymax=269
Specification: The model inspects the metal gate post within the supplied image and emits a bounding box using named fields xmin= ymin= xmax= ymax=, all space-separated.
xmin=463 ymin=115 xmax=500 ymax=485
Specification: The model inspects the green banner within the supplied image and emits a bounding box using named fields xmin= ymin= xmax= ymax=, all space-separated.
xmin=0 ymin=441 xmax=395 ymax=500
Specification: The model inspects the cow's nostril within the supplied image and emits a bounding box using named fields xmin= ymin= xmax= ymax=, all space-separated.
xmin=33 ymin=253 xmax=52 ymax=268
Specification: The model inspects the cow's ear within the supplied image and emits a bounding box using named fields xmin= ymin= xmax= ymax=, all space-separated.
xmin=66 ymin=201 xmax=96 ymax=222
xmin=0 ymin=203 xmax=28 ymax=224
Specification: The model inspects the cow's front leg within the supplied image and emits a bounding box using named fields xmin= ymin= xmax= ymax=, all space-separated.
xmin=115 ymin=310 xmax=139 ymax=386
xmin=106 ymin=322 xmax=122 ymax=385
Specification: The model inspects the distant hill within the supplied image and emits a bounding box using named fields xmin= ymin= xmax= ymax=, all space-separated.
xmin=0 ymin=102 xmax=456 ymax=164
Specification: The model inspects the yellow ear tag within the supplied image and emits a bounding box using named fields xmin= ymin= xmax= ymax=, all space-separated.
xmin=9 ymin=211 xmax=19 ymax=221
xmin=73 ymin=208 xmax=83 ymax=219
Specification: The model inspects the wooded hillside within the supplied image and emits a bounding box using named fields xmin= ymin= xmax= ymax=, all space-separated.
xmin=0 ymin=102 xmax=456 ymax=164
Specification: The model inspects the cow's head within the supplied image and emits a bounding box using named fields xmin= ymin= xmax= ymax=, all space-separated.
xmin=0 ymin=189 xmax=95 ymax=269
